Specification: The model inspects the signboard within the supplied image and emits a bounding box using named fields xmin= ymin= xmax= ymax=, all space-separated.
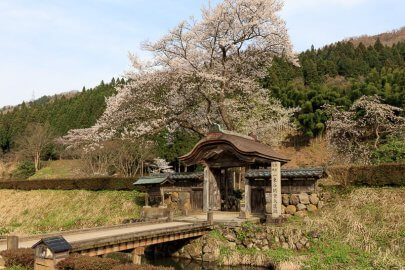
xmin=271 ymin=162 xmax=281 ymax=218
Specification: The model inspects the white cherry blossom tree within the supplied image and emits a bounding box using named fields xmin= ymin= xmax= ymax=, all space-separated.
xmin=326 ymin=95 xmax=405 ymax=164
xmin=63 ymin=0 xmax=297 ymax=147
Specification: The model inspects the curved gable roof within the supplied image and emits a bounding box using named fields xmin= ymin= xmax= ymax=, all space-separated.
xmin=180 ymin=130 xmax=290 ymax=166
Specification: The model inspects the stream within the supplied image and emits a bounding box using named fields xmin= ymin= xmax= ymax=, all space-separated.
xmin=142 ymin=256 xmax=272 ymax=270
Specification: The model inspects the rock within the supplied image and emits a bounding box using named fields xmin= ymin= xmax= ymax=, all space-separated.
xmin=297 ymin=203 xmax=306 ymax=211
xmin=228 ymin=242 xmax=236 ymax=248
xmin=299 ymin=193 xmax=310 ymax=204
xmin=265 ymin=203 xmax=272 ymax=214
xmin=290 ymin=194 xmax=300 ymax=205
xmin=309 ymin=193 xmax=319 ymax=205
xmin=281 ymin=205 xmax=286 ymax=214
xmin=299 ymin=237 xmax=308 ymax=245
xmin=282 ymin=194 xmax=290 ymax=206
xmin=294 ymin=211 xmax=307 ymax=217
xmin=285 ymin=205 xmax=297 ymax=215
xmin=309 ymin=230 xmax=321 ymax=239
xmin=281 ymin=242 xmax=289 ymax=249
xmin=203 ymin=245 xmax=212 ymax=253
xmin=295 ymin=242 xmax=303 ymax=250
xmin=318 ymin=201 xmax=324 ymax=209
xmin=307 ymin=204 xmax=318 ymax=212
xmin=224 ymin=232 xmax=236 ymax=242
xmin=265 ymin=192 xmax=271 ymax=203
xmin=305 ymin=242 xmax=310 ymax=248
xmin=279 ymin=235 xmax=285 ymax=243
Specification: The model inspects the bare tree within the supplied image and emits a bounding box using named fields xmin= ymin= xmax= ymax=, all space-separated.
xmin=16 ymin=123 xmax=54 ymax=171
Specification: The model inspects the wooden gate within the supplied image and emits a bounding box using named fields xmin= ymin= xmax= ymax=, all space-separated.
xmin=251 ymin=188 xmax=265 ymax=213
xmin=191 ymin=189 xmax=203 ymax=210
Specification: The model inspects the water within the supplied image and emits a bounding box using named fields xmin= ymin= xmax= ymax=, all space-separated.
xmin=143 ymin=256 xmax=272 ymax=270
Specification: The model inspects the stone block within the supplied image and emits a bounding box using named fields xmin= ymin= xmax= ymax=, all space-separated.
xmin=309 ymin=194 xmax=319 ymax=205
xmin=265 ymin=203 xmax=272 ymax=214
xmin=294 ymin=211 xmax=307 ymax=217
xmin=282 ymin=194 xmax=290 ymax=206
xmin=265 ymin=192 xmax=272 ymax=203
xmin=307 ymin=204 xmax=318 ymax=212
xmin=299 ymin=193 xmax=310 ymax=205
xmin=297 ymin=203 xmax=306 ymax=211
xmin=290 ymin=194 xmax=299 ymax=205
xmin=285 ymin=205 xmax=296 ymax=215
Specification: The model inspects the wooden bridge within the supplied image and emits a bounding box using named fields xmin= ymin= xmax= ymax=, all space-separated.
xmin=0 ymin=221 xmax=212 ymax=264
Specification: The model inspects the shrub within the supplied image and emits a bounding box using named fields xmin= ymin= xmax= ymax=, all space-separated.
xmin=327 ymin=163 xmax=405 ymax=186
xmin=372 ymin=138 xmax=405 ymax=164
xmin=112 ymin=265 xmax=174 ymax=270
xmin=0 ymin=248 xmax=34 ymax=268
xmin=13 ymin=161 xmax=36 ymax=179
xmin=0 ymin=177 xmax=137 ymax=191
xmin=56 ymin=255 xmax=120 ymax=270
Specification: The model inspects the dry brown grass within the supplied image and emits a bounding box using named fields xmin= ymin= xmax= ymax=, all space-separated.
xmin=0 ymin=190 xmax=142 ymax=235
xmin=290 ymin=187 xmax=405 ymax=268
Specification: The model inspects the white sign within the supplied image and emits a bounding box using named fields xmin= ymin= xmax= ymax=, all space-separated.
xmin=271 ymin=162 xmax=281 ymax=218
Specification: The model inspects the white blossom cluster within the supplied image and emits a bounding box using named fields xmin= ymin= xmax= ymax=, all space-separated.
xmin=326 ymin=95 xmax=405 ymax=164
xmin=62 ymin=0 xmax=297 ymax=148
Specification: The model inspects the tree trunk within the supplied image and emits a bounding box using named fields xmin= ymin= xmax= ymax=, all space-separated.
xmin=34 ymin=151 xmax=40 ymax=172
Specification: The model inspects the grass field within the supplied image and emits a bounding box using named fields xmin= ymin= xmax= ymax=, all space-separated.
xmin=209 ymin=186 xmax=405 ymax=269
xmin=28 ymin=160 xmax=86 ymax=180
xmin=0 ymin=190 xmax=142 ymax=235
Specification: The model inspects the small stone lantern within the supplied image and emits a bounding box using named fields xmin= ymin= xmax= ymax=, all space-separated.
xmin=32 ymin=236 xmax=72 ymax=270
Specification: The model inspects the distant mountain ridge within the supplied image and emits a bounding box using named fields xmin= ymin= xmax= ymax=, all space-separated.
xmin=346 ymin=27 xmax=405 ymax=47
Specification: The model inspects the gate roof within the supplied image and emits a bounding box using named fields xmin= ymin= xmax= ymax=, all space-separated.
xmin=180 ymin=127 xmax=289 ymax=168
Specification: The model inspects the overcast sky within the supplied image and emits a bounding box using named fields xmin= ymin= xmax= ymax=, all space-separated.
xmin=0 ymin=0 xmax=404 ymax=108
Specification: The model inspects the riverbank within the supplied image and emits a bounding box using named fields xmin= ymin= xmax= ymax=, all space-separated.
xmin=159 ymin=187 xmax=405 ymax=269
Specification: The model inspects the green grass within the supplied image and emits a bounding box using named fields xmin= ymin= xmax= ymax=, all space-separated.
xmin=29 ymin=160 xmax=85 ymax=180
xmin=5 ymin=266 xmax=30 ymax=270
xmin=0 ymin=189 xmax=142 ymax=234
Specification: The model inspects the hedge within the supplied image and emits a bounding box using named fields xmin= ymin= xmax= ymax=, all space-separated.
xmin=327 ymin=163 xmax=405 ymax=186
xmin=0 ymin=248 xmax=35 ymax=268
xmin=0 ymin=177 xmax=138 ymax=191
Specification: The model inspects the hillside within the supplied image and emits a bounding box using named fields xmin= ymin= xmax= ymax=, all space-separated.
xmin=348 ymin=27 xmax=405 ymax=47
xmin=0 ymin=190 xmax=141 ymax=235
xmin=0 ymin=29 xmax=404 ymax=173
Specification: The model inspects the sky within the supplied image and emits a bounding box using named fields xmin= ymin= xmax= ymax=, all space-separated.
xmin=0 ymin=0 xmax=404 ymax=108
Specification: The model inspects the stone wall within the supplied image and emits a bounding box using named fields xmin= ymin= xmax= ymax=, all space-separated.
xmin=265 ymin=192 xmax=323 ymax=218
xmin=155 ymin=224 xmax=321 ymax=268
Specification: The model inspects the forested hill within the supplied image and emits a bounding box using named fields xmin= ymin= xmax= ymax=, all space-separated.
xmin=0 ymin=36 xmax=404 ymax=154
xmin=0 ymin=79 xmax=121 ymax=153
xmin=265 ymin=39 xmax=405 ymax=137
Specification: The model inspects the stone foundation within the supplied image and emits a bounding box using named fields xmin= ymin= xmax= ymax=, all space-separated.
xmin=266 ymin=192 xmax=323 ymax=218
xmin=154 ymin=224 xmax=321 ymax=267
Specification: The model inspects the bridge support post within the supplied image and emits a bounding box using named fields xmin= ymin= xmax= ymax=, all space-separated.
xmin=207 ymin=211 xmax=214 ymax=225
xmin=132 ymin=247 xmax=145 ymax=265
xmin=7 ymin=236 xmax=19 ymax=250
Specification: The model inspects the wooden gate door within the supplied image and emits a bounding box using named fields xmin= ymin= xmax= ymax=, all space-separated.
xmin=191 ymin=189 xmax=203 ymax=211
xmin=251 ymin=188 xmax=265 ymax=213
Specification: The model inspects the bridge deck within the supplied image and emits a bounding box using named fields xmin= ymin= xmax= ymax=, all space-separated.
xmin=0 ymin=221 xmax=203 ymax=252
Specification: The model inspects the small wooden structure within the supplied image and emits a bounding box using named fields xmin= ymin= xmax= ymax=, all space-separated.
xmin=135 ymin=126 xmax=326 ymax=220
xmin=32 ymin=236 xmax=71 ymax=270
xmin=179 ymin=126 xmax=289 ymax=219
